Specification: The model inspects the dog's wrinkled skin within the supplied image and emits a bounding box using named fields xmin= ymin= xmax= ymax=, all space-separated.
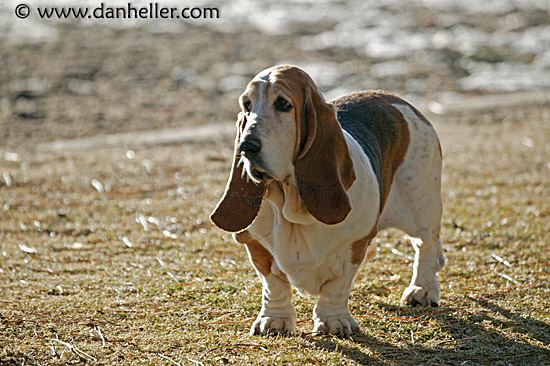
xmin=237 ymin=68 xmax=299 ymax=185
xmin=211 ymin=65 xmax=445 ymax=337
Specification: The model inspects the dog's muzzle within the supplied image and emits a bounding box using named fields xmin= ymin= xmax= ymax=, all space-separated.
xmin=238 ymin=137 xmax=272 ymax=181
xmin=238 ymin=137 xmax=261 ymax=160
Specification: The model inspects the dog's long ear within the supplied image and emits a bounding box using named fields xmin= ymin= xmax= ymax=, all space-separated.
xmin=294 ymin=85 xmax=355 ymax=225
xmin=210 ymin=113 xmax=266 ymax=232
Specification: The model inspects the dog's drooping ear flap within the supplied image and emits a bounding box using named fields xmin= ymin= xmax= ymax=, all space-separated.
xmin=210 ymin=113 xmax=266 ymax=232
xmin=295 ymin=85 xmax=356 ymax=225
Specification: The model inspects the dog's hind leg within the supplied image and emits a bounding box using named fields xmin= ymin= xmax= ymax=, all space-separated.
xmin=379 ymin=103 xmax=445 ymax=307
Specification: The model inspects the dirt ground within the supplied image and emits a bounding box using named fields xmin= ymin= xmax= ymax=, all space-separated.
xmin=1 ymin=5 xmax=550 ymax=366
xmin=1 ymin=103 xmax=549 ymax=365
xmin=0 ymin=18 xmax=504 ymax=150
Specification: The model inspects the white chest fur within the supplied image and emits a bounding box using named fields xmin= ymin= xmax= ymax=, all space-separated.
xmin=247 ymin=132 xmax=381 ymax=296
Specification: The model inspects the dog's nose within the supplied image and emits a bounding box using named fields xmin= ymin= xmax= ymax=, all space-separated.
xmin=238 ymin=138 xmax=262 ymax=159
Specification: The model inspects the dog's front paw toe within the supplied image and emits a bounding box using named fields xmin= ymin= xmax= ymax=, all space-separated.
xmin=401 ymin=284 xmax=440 ymax=307
xmin=250 ymin=316 xmax=296 ymax=336
xmin=313 ymin=315 xmax=360 ymax=337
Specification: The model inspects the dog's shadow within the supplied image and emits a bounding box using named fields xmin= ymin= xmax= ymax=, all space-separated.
xmin=301 ymin=297 xmax=550 ymax=365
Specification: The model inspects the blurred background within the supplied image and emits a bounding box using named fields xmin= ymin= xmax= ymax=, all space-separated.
xmin=1 ymin=0 xmax=549 ymax=150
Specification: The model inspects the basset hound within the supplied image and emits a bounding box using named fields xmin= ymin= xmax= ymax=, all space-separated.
xmin=211 ymin=65 xmax=445 ymax=337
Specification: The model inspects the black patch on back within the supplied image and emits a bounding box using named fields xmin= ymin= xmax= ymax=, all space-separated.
xmin=332 ymin=92 xmax=404 ymax=188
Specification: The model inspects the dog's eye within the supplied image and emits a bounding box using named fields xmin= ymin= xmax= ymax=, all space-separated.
xmin=275 ymin=97 xmax=292 ymax=112
xmin=243 ymin=100 xmax=251 ymax=113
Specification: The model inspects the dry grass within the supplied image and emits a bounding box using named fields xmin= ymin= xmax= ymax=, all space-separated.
xmin=1 ymin=103 xmax=549 ymax=365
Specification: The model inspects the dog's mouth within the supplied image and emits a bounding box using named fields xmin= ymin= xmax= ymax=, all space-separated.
xmin=238 ymin=153 xmax=273 ymax=183
xmin=250 ymin=166 xmax=272 ymax=181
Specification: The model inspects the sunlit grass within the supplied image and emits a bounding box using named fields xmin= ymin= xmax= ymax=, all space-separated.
xmin=1 ymin=105 xmax=549 ymax=365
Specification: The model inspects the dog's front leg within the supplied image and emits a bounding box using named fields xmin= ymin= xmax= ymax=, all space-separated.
xmin=244 ymin=241 xmax=296 ymax=336
xmin=313 ymin=263 xmax=361 ymax=337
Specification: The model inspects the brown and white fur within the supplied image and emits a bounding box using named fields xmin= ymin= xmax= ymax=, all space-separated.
xmin=210 ymin=65 xmax=445 ymax=337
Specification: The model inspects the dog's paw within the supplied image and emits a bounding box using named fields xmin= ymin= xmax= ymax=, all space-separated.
xmin=313 ymin=314 xmax=360 ymax=337
xmin=401 ymin=282 xmax=440 ymax=307
xmin=250 ymin=316 xmax=296 ymax=336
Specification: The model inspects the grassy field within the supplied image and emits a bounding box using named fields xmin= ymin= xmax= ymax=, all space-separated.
xmin=1 ymin=102 xmax=549 ymax=365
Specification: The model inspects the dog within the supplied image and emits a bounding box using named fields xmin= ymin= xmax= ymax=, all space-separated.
xmin=210 ymin=65 xmax=445 ymax=336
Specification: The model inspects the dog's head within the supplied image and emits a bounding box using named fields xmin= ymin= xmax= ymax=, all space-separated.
xmin=210 ymin=65 xmax=355 ymax=232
